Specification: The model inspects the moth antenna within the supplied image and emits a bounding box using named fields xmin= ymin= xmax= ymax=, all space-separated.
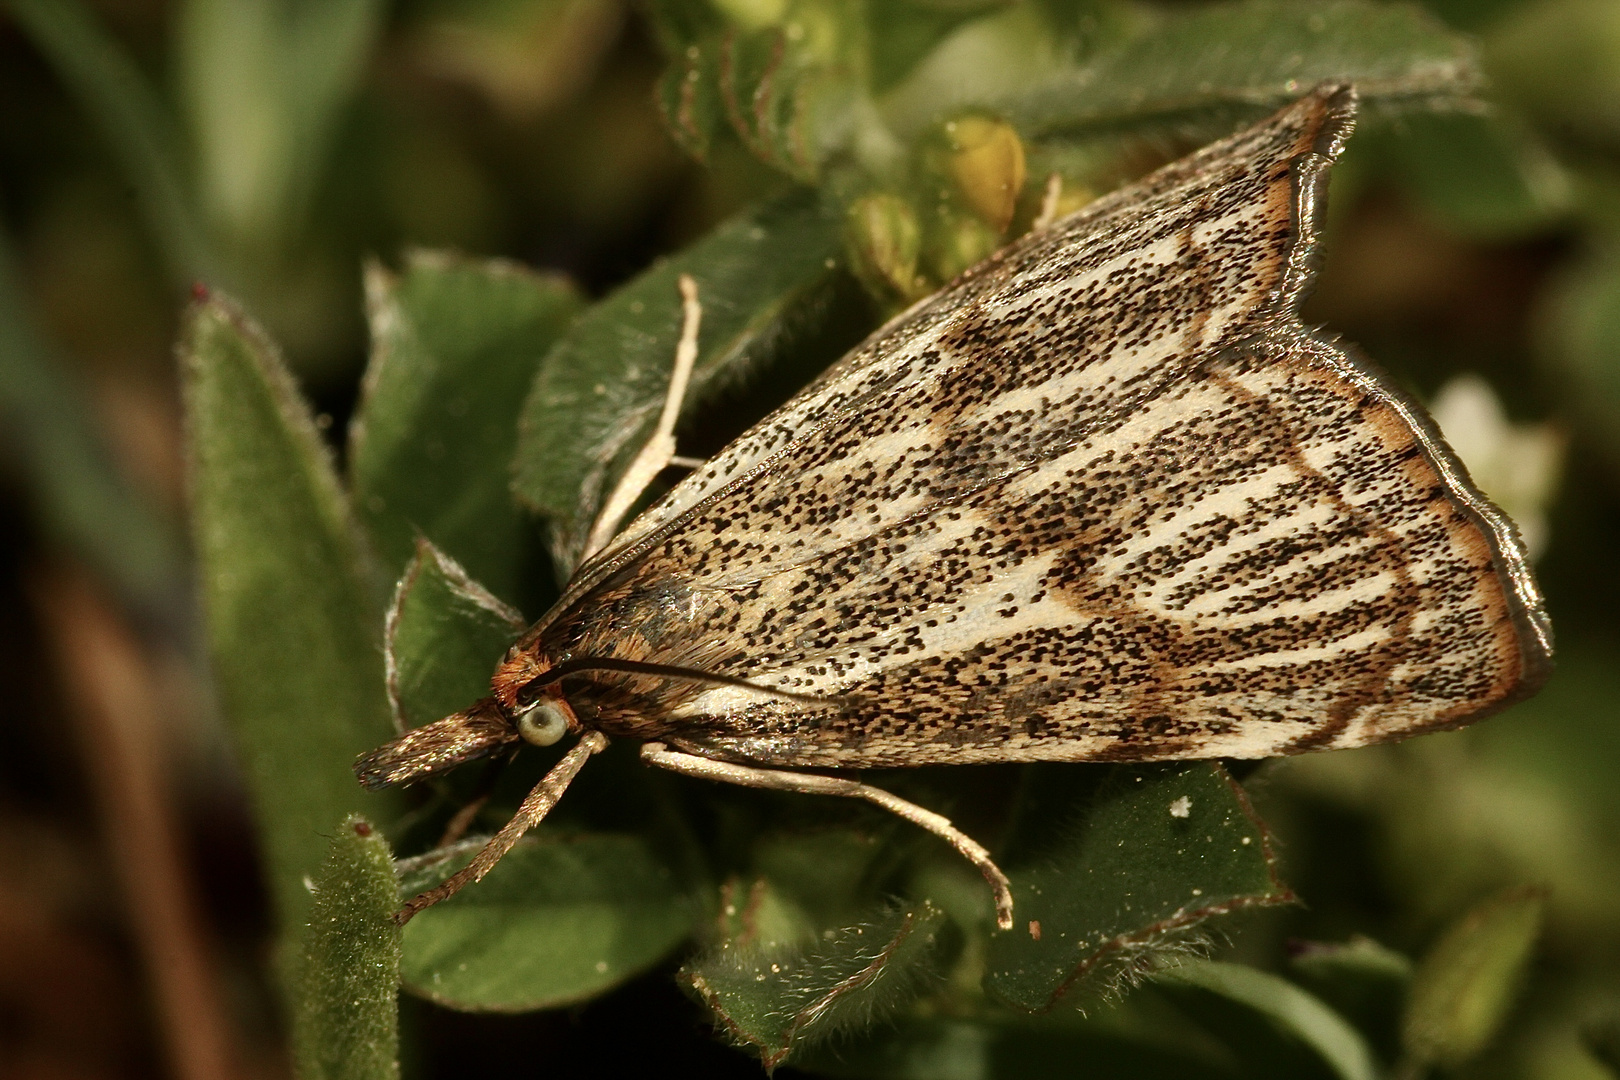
xmin=535 ymin=656 xmax=845 ymax=708
xmin=395 ymin=731 xmax=608 ymax=924
xmin=582 ymin=273 xmax=703 ymax=560
xmin=640 ymin=743 xmax=1015 ymax=931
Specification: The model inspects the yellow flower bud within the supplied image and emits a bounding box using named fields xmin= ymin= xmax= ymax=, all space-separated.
xmin=945 ymin=116 xmax=1026 ymax=233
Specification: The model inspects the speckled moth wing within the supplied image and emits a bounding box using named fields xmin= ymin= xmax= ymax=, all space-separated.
xmin=563 ymin=86 xmax=1347 ymax=594
xmin=527 ymin=83 xmax=1552 ymax=770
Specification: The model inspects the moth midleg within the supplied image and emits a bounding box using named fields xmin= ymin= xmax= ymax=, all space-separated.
xmin=582 ymin=273 xmax=704 ymax=560
xmin=640 ymin=742 xmax=1015 ymax=930
xmin=396 ymin=731 xmax=608 ymax=924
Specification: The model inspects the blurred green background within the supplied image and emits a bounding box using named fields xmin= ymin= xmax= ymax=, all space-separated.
xmin=1 ymin=1 xmax=1618 ymax=1078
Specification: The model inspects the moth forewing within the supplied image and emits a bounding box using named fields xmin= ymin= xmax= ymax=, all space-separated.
xmin=355 ymin=81 xmax=1552 ymax=930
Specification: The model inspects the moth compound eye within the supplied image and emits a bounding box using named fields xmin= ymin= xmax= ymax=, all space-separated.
xmin=515 ymin=701 xmax=569 ymax=747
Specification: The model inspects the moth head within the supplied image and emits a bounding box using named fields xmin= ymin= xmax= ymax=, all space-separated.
xmin=353 ymin=696 xmax=519 ymax=790
xmin=490 ymin=642 xmax=552 ymax=713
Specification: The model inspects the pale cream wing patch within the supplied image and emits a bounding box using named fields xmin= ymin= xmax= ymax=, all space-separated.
xmin=628 ymin=336 xmax=1545 ymax=768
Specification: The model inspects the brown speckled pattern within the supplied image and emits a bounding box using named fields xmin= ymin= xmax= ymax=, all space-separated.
xmin=505 ymin=84 xmax=1552 ymax=770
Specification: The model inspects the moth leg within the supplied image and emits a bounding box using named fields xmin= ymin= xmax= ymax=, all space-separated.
xmin=396 ymin=731 xmax=608 ymax=924
xmin=641 ymin=742 xmax=1015 ymax=930
xmin=582 ymin=273 xmax=703 ymax=560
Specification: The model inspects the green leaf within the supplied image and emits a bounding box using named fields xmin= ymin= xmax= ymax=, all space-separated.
xmin=683 ymin=901 xmax=950 ymax=1070
xmin=656 ymin=30 xmax=728 ymax=161
xmin=385 ymin=539 xmax=523 ymax=731
xmin=350 ymin=251 xmax=581 ymax=599
xmin=866 ymin=0 xmax=1005 ymax=96
xmin=1004 ymin=0 xmax=1481 ymax=141
xmin=652 ymin=2 xmax=870 ymax=179
xmin=985 ymin=763 xmax=1292 ymax=1013
xmin=704 ymin=824 xmax=893 ymax=955
xmin=513 ymin=190 xmax=846 ymax=573
xmin=1379 ymin=112 xmax=1572 ymax=240
xmin=182 ymin=294 xmax=396 ymax=933
xmin=1155 ymin=960 xmax=1380 ymax=1080
xmin=1290 ymin=935 xmax=1415 ymax=985
xmin=879 ymin=4 xmax=1071 ymax=142
xmin=290 ymin=816 xmax=401 ymax=1080
xmin=1401 ymin=887 xmax=1544 ymax=1071
xmin=177 ymin=0 xmax=384 ymax=247
xmin=398 ymin=832 xmax=700 ymax=1012
xmin=1289 ymin=935 xmax=1414 ymax=1059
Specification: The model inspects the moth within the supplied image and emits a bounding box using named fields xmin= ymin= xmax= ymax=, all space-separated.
xmin=356 ymin=83 xmax=1552 ymax=930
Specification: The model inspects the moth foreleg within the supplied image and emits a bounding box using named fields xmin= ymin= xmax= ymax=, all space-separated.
xmin=640 ymin=742 xmax=1014 ymax=930
xmin=582 ymin=273 xmax=704 ymax=560
xmin=395 ymin=731 xmax=608 ymax=924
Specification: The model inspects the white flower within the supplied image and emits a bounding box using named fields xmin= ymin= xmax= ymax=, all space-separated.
xmin=1430 ymin=374 xmax=1563 ymax=560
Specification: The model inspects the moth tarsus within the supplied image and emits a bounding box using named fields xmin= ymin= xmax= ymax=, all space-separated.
xmin=358 ymin=82 xmax=1552 ymax=931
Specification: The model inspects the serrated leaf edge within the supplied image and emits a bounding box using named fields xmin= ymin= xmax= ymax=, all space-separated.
xmin=685 ymin=904 xmax=940 ymax=1071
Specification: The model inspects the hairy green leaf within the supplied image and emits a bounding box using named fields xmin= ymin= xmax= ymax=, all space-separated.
xmin=182 ymin=295 xmax=396 ymax=932
xmin=985 ymin=763 xmax=1292 ymax=1012
xmin=1156 ymin=960 xmax=1379 ymax=1080
xmin=398 ymin=832 xmax=700 ymax=1012
xmin=1402 ymin=887 xmax=1544 ymax=1070
xmin=684 ymin=901 xmax=949 ymax=1070
xmin=351 ymin=252 xmax=580 ymax=600
xmin=290 ymin=816 xmax=401 ymax=1080
xmin=513 ymin=190 xmax=845 ymax=573
xmin=385 ymin=539 xmax=523 ymax=731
